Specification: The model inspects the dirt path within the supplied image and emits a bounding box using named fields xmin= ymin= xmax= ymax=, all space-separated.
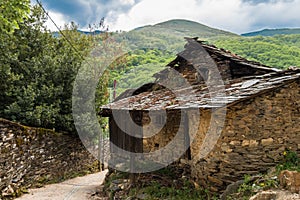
xmin=16 ymin=170 xmax=108 ymax=200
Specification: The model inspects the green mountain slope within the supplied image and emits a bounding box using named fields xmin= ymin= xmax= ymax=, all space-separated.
xmin=215 ymin=34 xmax=300 ymax=68
xmin=242 ymin=28 xmax=300 ymax=37
xmin=110 ymin=19 xmax=240 ymax=95
xmin=139 ymin=19 xmax=237 ymax=38
xmin=109 ymin=20 xmax=300 ymax=96
xmin=115 ymin=19 xmax=239 ymax=53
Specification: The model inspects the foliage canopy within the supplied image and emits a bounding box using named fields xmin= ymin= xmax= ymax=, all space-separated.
xmin=0 ymin=0 xmax=30 ymax=34
xmin=0 ymin=5 xmax=109 ymax=133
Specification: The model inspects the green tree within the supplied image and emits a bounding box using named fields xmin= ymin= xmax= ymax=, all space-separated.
xmin=0 ymin=0 xmax=30 ymax=34
xmin=0 ymin=5 xmax=105 ymax=133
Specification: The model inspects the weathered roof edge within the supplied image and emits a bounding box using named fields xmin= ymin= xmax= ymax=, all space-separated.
xmin=226 ymin=73 xmax=300 ymax=108
xmin=99 ymin=69 xmax=300 ymax=117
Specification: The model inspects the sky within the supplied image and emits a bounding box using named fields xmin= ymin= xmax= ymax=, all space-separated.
xmin=36 ymin=0 xmax=300 ymax=34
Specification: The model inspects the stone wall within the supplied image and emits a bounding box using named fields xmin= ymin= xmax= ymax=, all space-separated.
xmin=142 ymin=110 xmax=187 ymax=164
xmin=191 ymin=81 xmax=300 ymax=192
xmin=0 ymin=119 xmax=100 ymax=199
xmin=143 ymin=110 xmax=182 ymax=152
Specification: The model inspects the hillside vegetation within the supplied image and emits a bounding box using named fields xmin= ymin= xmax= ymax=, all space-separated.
xmin=109 ymin=19 xmax=240 ymax=95
xmin=114 ymin=19 xmax=238 ymax=53
xmin=109 ymin=20 xmax=300 ymax=96
xmin=215 ymin=34 xmax=300 ymax=68
xmin=52 ymin=20 xmax=300 ymax=97
xmin=242 ymin=28 xmax=300 ymax=37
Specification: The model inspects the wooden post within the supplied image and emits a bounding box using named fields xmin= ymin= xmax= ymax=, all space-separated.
xmin=129 ymin=111 xmax=143 ymax=185
xmin=184 ymin=111 xmax=191 ymax=160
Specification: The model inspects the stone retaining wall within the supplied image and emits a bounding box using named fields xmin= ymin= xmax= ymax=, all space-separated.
xmin=0 ymin=118 xmax=100 ymax=199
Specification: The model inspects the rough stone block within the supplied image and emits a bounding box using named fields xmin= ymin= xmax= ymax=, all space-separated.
xmin=249 ymin=140 xmax=258 ymax=147
xmin=249 ymin=190 xmax=277 ymax=200
xmin=242 ymin=140 xmax=250 ymax=147
xmin=229 ymin=140 xmax=241 ymax=146
xmin=261 ymin=138 xmax=274 ymax=146
xmin=279 ymin=170 xmax=300 ymax=193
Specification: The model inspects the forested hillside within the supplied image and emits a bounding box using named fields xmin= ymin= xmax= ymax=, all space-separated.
xmin=109 ymin=21 xmax=300 ymax=96
xmin=242 ymin=28 xmax=300 ymax=37
xmin=215 ymin=35 xmax=300 ymax=68
xmin=115 ymin=19 xmax=238 ymax=52
xmin=109 ymin=19 xmax=240 ymax=95
xmin=51 ymin=20 xmax=300 ymax=97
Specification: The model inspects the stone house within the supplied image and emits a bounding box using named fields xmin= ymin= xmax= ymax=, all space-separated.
xmin=100 ymin=38 xmax=300 ymax=191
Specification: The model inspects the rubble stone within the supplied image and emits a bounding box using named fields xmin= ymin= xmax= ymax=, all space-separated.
xmin=279 ymin=170 xmax=300 ymax=193
xmin=261 ymin=138 xmax=274 ymax=146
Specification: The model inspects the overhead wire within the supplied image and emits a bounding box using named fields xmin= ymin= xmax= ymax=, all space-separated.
xmin=36 ymin=0 xmax=87 ymax=62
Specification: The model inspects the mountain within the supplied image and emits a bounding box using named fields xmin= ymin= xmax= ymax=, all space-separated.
xmin=53 ymin=19 xmax=238 ymax=50
xmin=136 ymin=19 xmax=238 ymax=38
xmin=110 ymin=19 xmax=241 ymax=94
xmin=115 ymin=19 xmax=239 ymax=53
xmin=107 ymin=19 xmax=300 ymax=96
xmin=52 ymin=30 xmax=102 ymax=38
xmin=77 ymin=30 xmax=103 ymax=35
xmin=242 ymin=28 xmax=300 ymax=37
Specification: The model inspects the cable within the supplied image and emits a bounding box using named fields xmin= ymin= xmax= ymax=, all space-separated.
xmin=36 ymin=0 xmax=86 ymax=62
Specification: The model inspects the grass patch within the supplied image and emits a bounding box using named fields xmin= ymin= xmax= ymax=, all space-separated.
xmin=129 ymin=179 xmax=216 ymax=200
xmin=276 ymin=150 xmax=300 ymax=172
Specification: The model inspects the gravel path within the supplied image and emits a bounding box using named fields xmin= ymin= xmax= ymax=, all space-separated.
xmin=16 ymin=170 xmax=108 ymax=200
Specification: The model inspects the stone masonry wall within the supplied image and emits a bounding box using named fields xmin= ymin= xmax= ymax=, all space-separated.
xmin=142 ymin=110 xmax=186 ymax=165
xmin=191 ymin=81 xmax=300 ymax=192
xmin=0 ymin=119 xmax=100 ymax=199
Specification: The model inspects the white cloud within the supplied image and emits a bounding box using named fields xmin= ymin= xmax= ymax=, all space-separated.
xmin=245 ymin=0 xmax=300 ymax=30
xmin=107 ymin=0 xmax=300 ymax=33
xmin=107 ymin=0 xmax=199 ymax=31
xmin=119 ymin=0 xmax=136 ymax=6
xmin=40 ymin=0 xmax=300 ymax=33
xmin=45 ymin=11 xmax=68 ymax=31
xmin=190 ymin=0 xmax=251 ymax=33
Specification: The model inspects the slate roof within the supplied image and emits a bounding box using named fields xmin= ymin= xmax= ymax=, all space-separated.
xmin=100 ymin=69 xmax=300 ymax=116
